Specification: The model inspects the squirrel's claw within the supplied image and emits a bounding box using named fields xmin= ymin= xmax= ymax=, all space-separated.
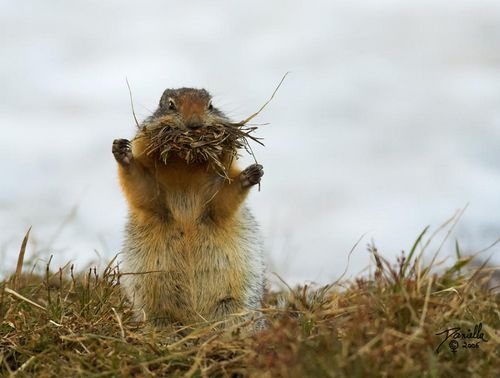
xmin=240 ymin=164 xmax=264 ymax=188
xmin=113 ymin=139 xmax=133 ymax=165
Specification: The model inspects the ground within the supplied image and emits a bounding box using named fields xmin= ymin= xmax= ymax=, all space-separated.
xmin=1 ymin=229 xmax=498 ymax=377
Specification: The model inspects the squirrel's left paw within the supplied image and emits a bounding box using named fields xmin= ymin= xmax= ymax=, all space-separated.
xmin=240 ymin=164 xmax=264 ymax=188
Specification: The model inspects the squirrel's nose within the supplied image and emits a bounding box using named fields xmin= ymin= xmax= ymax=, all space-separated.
xmin=186 ymin=115 xmax=204 ymax=129
xmin=187 ymin=122 xmax=203 ymax=130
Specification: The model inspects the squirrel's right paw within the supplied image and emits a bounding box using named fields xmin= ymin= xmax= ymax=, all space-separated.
xmin=240 ymin=164 xmax=264 ymax=188
xmin=112 ymin=139 xmax=133 ymax=165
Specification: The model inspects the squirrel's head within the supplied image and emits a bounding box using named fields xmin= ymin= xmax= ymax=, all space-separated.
xmin=136 ymin=87 xmax=256 ymax=177
xmin=147 ymin=88 xmax=228 ymax=130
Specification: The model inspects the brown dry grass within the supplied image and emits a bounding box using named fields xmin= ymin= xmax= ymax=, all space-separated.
xmin=132 ymin=73 xmax=288 ymax=180
xmin=0 ymin=225 xmax=498 ymax=377
xmin=140 ymin=121 xmax=262 ymax=180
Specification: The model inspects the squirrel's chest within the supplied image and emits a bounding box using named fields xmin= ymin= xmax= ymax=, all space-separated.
xmin=155 ymin=187 xmax=217 ymax=225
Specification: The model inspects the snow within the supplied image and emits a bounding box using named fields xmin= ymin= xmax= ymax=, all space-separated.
xmin=1 ymin=0 xmax=499 ymax=283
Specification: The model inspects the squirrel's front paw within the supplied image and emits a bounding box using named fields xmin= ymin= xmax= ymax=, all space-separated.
xmin=240 ymin=164 xmax=264 ymax=188
xmin=112 ymin=139 xmax=133 ymax=165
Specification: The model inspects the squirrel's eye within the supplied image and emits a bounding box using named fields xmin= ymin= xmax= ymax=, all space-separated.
xmin=207 ymin=101 xmax=214 ymax=111
xmin=168 ymin=98 xmax=177 ymax=111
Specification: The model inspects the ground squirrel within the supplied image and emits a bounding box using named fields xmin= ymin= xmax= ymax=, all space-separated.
xmin=113 ymin=88 xmax=265 ymax=326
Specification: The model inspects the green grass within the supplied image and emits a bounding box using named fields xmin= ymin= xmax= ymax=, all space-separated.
xmin=0 ymin=226 xmax=498 ymax=377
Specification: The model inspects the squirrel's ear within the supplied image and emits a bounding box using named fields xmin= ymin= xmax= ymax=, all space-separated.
xmin=159 ymin=89 xmax=173 ymax=107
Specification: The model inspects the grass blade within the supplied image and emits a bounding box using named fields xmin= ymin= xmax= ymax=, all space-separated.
xmin=14 ymin=226 xmax=31 ymax=290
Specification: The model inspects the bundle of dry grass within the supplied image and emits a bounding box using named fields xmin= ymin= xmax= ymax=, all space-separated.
xmin=128 ymin=73 xmax=288 ymax=179
xmin=141 ymin=120 xmax=263 ymax=179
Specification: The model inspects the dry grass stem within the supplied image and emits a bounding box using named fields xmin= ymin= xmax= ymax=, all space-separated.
xmin=13 ymin=226 xmax=31 ymax=290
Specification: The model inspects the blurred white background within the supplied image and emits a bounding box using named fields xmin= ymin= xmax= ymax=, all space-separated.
xmin=1 ymin=0 xmax=499 ymax=283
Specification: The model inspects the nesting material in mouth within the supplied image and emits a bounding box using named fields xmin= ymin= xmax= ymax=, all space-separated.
xmin=129 ymin=74 xmax=288 ymax=180
xmin=138 ymin=119 xmax=263 ymax=179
